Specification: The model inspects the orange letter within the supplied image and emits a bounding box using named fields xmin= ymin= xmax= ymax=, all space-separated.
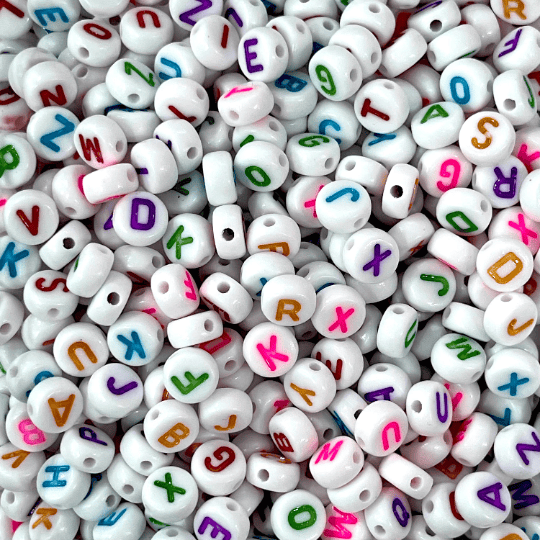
xmin=471 ymin=117 xmax=499 ymax=149
xmin=67 ymin=341 xmax=98 ymax=371
xmin=290 ymin=383 xmax=316 ymax=406
xmin=48 ymin=394 xmax=76 ymax=427
xmin=487 ymin=252 xmax=523 ymax=284
xmin=214 ymin=414 xmax=237 ymax=432
xmin=275 ymin=299 xmax=302 ymax=322
xmin=1 ymin=449 xmax=29 ymax=468
xmin=257 ymin=242 xmax=290 ymax=256
xmin=508 ymin=318 xmax=534 ymax=336
xmin=158 ymin=423 xmax=190 ymax=448
xmin=32 ymin=508 xmax=57 ymax=530
xmin=502 ymin=0 xmax=526 ymax=20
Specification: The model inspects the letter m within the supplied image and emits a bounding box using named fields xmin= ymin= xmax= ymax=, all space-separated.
xmin=445 ymin=336 xmax=481 ymax=360
xmin=314 ymin=439 xmax=344 ymax=464
xmin=323 ymin=507 xmax=357 ymax=539
xmin=509 ymin=479 xmax=540 ymax=510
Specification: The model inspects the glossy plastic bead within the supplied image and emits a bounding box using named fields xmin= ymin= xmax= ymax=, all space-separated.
xmin=484 ymin=348 xmax=540 ymax=399
xmin=269 ymin=407 xmax=318 ymax=462
xmin=406 ymin=380 xmax=452 ymax=436
xmin=458 ymin=111 xmax=516 ymax=167
xmin=354 ymin=79 xmax=409 ymax=134
xmin=354 ymin=400 xmax=408 ymax=457
xmin=364 ymin=486 xmax=412 ymax=540
xmin=476 ymin=237 xmax=534 ymax=292
xmin=454 ymin=471 xmax=511 ymax=528
xmin=238 ymin=27 xmax=289 ymax=83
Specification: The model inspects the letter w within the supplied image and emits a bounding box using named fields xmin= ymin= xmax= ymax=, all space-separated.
xmin=78 ymin=134 xmax=103 ymax=164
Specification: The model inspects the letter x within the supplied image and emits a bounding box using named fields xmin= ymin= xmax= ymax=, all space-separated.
xmin=328 ymin=306 xmax=354 ymax=333
xmin=362 ymin=243 xmax=392 ymax=277
xmin=508 ymin=214 xmax=538 ymax=245
xmin=498 ymin=372 xmax=529 ymax=397
xmin=154 ymin=472 xmax=186 ymax=502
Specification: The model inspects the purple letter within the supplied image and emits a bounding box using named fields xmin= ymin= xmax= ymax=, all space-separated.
xmin=130 ymin=198 xmax=156 ymax=231
xmin=244 ymin=39 xmax=263 ymax=74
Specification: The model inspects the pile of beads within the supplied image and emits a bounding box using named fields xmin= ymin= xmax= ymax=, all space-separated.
xmin=2 ymin=0 xmax=540 ymax=539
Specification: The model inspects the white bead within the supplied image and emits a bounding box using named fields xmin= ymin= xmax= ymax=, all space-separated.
xmin=431 ymin=333 xmax=486 ymax=384
xmin=234 ymin=141 xmax=289 ymax=192
xmin=144 ymin=400 xmax=199 ymax=454
xmin=340 ymin=0 xmax=396 ymax=46
xmin=67 ymin=19 xmax=121 ymax=67
xmin=154 ymin=78 xmax=209 ymax=127
xmin=199 ymin=387 xmax=252 ymax=435
xmin=476 ymin=237 xmax=534 ymax=292
xmin=327 ymin=461 xmax=381 ymax=513
xmin=105 ymin=58 xmax=159 ymax=109
xmin=309 ymin=45 xmax=362 ymax=102
xmin=459 ymin=111 xmax=516 ymax=167
xmin=406 ymin=381 xmax=452 ymax=436
xmin=494 ymin=70 xmax=537 ymax=126
xmin=411 ymin=102 xmax=464 ymax=150
xmin=60 ymin=423 xmax=115 ymax=473
xmin=268 ymin=16 xmax=312 ymax=72
xmin=74 ymin=115 xmax=127 ymax=170
xmin=22 ymin=60 xmax=77 ymax=112
xmin=343 ymin=227 xmax=400 ymax=284
xmin=163 ymin=213 xmax=215 ymax=268
xmin=51 ymin=165 xmax=98 ymax=220
xmin=454 ymin=471 xmax=511 ymax=528
xmin=493 ymin=27 xmax=540 ymax=75
xmin=309 ymin=436 xmax=363 ymax=489
xmin=427 ymin=25 xmax=481 ymax=71
xmin=27 ymin=376 xmax=83 ymax=433
xmin=246 ymin=451 xmax=300 ymax=493
xmin=484 ymin=292 xmax=537 ymax=346
xmin=142 ymin=466 xmax=198 ymax=522
xmin=246 ymin=213 xmax=301 ymax=258
xmin=364 ymin=486 xmax=412 ymax=540
xmin=200 ymin=272 xmax=253 ymax=324
xmin=422 ymin=482 xmax=471 ymax=538
xmin=86 ymin=271 xmax=132 ymax=327
xmin=6 ymin=350 xmax=61 ymax=402
xmin=354 ymin=79 xmax=409 ymax=134
xmin=238 ymin=27 xmax=289 ymax=82
xmin=484 ymin=348 xmax=540 ymax=399
xmin=120 ymin=7 xmax=174 ymax=56
xmin=163 ymin=348 xmax=219 ymax=404
xmin=191 ymin=440 xmax=246 ymax=496
xmin=439 ymin=59 xmax=494 ymax=114
xmin=379 ymin=453 xmax=433 ymax=500
xmin=119 ymin=423 xmax=173 ymax=476
xmin=66 ymin=242 xmax=114 ymax=298
xmin=269 ymin=407 xmax=318 ymax=462
xmin=271 ymin=490 xmax=326 ymax=540
xmin=112 ymin=192 xmax=169 ymax=247
xmin=286 ymin=133 xmax=340 ymax=176
xmin=37 ymin=453 xmax=91 ymax=510
xmin=354 ymin=400 xmax=408 ymax=457
xmin=190 ymin=15 xmax=239 ymax=71
xmin=53 ymin=322 xmax=108 ymax=377
xmin=168 ymin=310 xmax=223 ymax=349
xmin=379 ymin=28 xmax=427 ymax=79
xmin=5 ymin=401 xmax=58 ymax=452
xmin=494 ymin=423 xmax=540 ymax=480
xmin=407 ymin=0 xmax=461 ymax=43
xmin=26 ymin=106 xmax=79 ymax=161
xmin=315 ymin=180 xmax=371 ymax=233
xmin=358 ymin=363 xmax=411 ymax=409
xmin=381 ymin=163 xmax=420 ymax=219
xmin=472 ymin=155 xmax=527 ymax=209
xmin=193 ymin=496 xmax=250 ymax=540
